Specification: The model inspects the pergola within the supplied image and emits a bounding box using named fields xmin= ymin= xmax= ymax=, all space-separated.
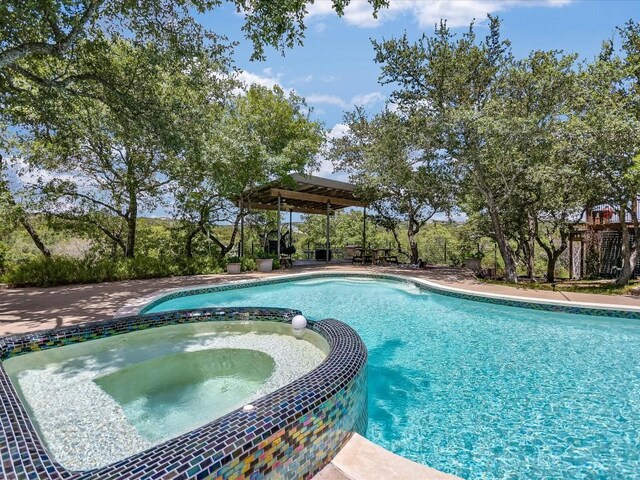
xmin=236 ymin=173 xmax=369 ymax=263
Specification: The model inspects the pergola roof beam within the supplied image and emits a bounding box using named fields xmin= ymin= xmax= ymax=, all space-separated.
xmin=269 ymin=188 xmax=367 ymax=208
xmin=245 ymin=202 xmax=333 ymax=215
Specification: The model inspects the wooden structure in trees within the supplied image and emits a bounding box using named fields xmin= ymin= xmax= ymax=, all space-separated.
xmin=570 ymin=198 xmax=640 ymax=279
xmin=235 ymin=174 xmax=369 ymax=263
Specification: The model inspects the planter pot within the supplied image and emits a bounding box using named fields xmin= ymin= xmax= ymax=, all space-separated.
xmin=257 ymin=258 xmax=273 ymax=272
xmin=227 ymin=263 xmax=241 ymax=274
xmin=464 ymin=258 xmax=481 ymax=270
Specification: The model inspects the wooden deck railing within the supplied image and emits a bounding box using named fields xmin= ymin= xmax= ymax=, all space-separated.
xmin=585 ymin=198 xmax=640 ymax=226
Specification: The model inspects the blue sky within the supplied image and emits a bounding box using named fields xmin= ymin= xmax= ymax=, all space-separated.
xmin=201 ymin=0 xmax=638 ymax=177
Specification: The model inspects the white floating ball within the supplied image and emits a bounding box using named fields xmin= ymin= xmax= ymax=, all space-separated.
xmin=291 ymin=314 xmax=307 ymax=330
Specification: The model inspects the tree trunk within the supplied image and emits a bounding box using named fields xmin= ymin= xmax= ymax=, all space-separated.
xmin=185 ymin=227 xmax=201 ymax=258
xmin=520 ymin=235 xmax=535 ymax=280
xmin=615 ymin=203 xmax=638 ymax=286
xmin=546 ymin=252 xmax=564 ymax=283
xmin=526 ymin=214 xmax=536 ymax=280
xmin=19 ymin=216 xmax=52 ymax=258
xmin=125 ymin=198 xmax=137 ymax=259
xmin=486 ymin=195 xmax=518 ymax=282
xmin=473 ymin=167 xmax=519 ymax=282
xmin=389 ymin=225 xmax=408 ymax=261
xmin=407 ymin=222 xmax=419 ymax=264
xmin=3 ymin=187 xmax=52 ymax=258
xmin=209 ymin=211 xmax=242 ymax=257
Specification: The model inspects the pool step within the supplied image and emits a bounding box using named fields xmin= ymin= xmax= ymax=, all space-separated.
xmin=315 ymin=434 xmax=461 ymax=480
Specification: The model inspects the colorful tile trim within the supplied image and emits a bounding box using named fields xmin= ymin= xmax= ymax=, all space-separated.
xmin=0 ymin=308 xmax=368 ymax=480
xmin=140 ymin=272 xmax=640 ymax=320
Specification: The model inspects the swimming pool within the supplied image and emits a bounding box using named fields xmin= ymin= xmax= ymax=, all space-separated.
xmin=147 ymin=276 xmax=640 ymax=479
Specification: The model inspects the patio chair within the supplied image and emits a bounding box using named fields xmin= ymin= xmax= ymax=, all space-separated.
xmin=351 ymin=249 xmax=371 ymax=265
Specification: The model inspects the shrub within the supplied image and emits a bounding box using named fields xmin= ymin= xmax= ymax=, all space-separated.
xmin=0 ymin=242 xmax=8 ymax=275
xmin=241 ymin=257 xmax=256 ymax=272
xmin=2 ymin=254 xmax=226 ymax=288
xmin=4 ymin=256 xmax=100 ymax=287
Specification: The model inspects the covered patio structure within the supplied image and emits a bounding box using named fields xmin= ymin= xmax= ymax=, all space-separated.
xmin=236 ymin=173 xmax=369 ymax=264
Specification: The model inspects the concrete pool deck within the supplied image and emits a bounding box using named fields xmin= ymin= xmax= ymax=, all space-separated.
xmin=1 ymin=264 xmax=638 ymax=479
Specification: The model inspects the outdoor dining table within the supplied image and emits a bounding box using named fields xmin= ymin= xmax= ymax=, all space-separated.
xmin=372 ymin=248 xmax=391 ymax=264
xmin=355 ymin=247 xmax=392 ymax=265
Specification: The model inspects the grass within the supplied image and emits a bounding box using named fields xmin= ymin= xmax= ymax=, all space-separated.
xmin=480 ymin=278 xmax=638 ymax=296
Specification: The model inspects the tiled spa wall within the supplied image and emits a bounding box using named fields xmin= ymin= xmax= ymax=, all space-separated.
xmin=0 ymin=307 xmax=368 ymax=480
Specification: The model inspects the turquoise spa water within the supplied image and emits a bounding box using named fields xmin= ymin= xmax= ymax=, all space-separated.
xmin=147 ymin=277 xmax=640 ymax=479
xmin=4 ymin=321 xmax=327 ymax=470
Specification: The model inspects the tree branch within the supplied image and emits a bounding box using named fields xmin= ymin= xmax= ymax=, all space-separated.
xmin=0 ymin=1 xmax=103 ymax=69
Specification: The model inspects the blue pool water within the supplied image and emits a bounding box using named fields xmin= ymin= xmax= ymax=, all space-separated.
xmin=147 ymin=277 xmax=640 ymax=479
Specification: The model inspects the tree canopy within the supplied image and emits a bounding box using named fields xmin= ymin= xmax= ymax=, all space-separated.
xmin=330 ymin=107 xmax=454 ymax=263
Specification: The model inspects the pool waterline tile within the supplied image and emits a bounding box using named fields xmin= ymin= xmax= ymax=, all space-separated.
xmin=139 ymin=272 xmax=640 ymax=319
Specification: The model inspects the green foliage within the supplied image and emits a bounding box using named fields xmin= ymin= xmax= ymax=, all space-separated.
xmin=371 ymin=17 xmax=584 ymax=282
xmin=330 ymin=108 xmax=454 ymax=263
xmin=3 ymin=11 xmax=640 ymax=288
xmin=255 ymin=250 xmax=272 ymax=259
xmin=0 ymin=241 xmax=7 ymax=273
xmin=171 ymin=85 xmax=324 ymax=260
xmin=241 ymin=257 xmax=256 ymax=272
xmin=227 ymin=256 xmax=241 ymax=263
xmin=9 ymin=38 xmax=230 ymax=259
xmin=2 ymin=254 xmax=225 ymax=288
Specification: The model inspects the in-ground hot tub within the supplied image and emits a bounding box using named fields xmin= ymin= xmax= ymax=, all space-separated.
xmin=4 ymin=321 xmax=328 ymax=470
xmin=0 ymin=307 xmax=368 ymax=479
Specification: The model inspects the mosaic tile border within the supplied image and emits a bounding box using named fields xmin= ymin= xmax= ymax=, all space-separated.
xmin=139 ymin=272 xmax=640 ymax=320
xmin=0 ymin=308 xmax=368 ymax=480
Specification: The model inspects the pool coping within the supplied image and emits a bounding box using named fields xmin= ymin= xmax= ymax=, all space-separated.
xmin=319 ymin=433 xmax=461 ymax=480
xmin=120 ymin=270 xmax=640 ymax=319
xmin=0 ymin=308 xmax=368 ymax=480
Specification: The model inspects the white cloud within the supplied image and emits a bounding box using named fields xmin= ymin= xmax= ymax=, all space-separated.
xmin=313 ymin=123 xmax=351 ymax=179
xmin=232 ymin=69 xmax=300 ymax=97
xmin=235 ymin=70 xmax=283 ymax=90
xmin=305 ymin=91 xmax=386 ymax=110
xmin=305 ymin=94 xmax=349 ymax=109
xmin=307 ymin=0 xmax=572 ymax=29
xmin=291 ymin=74 xmax=314 ymax=84
xmin=315 ymin=154 xmax=335 ymax=177
xmin=351 ymin=91 xmax=385 ymax=107
xmin=8 ymin=156 xmax=77 ymax=187
xmin=327 ymin=123 xmax=350 ymax=140
xmin=315 ymin=22 xmax=328 ymax=33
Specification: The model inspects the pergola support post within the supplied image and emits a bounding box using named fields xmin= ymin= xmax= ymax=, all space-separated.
xmin=362 ymin=206 xmax=367 ymax=250
xmin=277 ymin=195 xmax=281 ymax=258
xmin=326 ymin=202 xmax=331 ymax=264
xmin=569 ymin=234 xmax=573 ymax=279
xmin=240 ymin=205 xmax=244 ymax=258
xmin=580 ymin=240 xmax=584 ymax=279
